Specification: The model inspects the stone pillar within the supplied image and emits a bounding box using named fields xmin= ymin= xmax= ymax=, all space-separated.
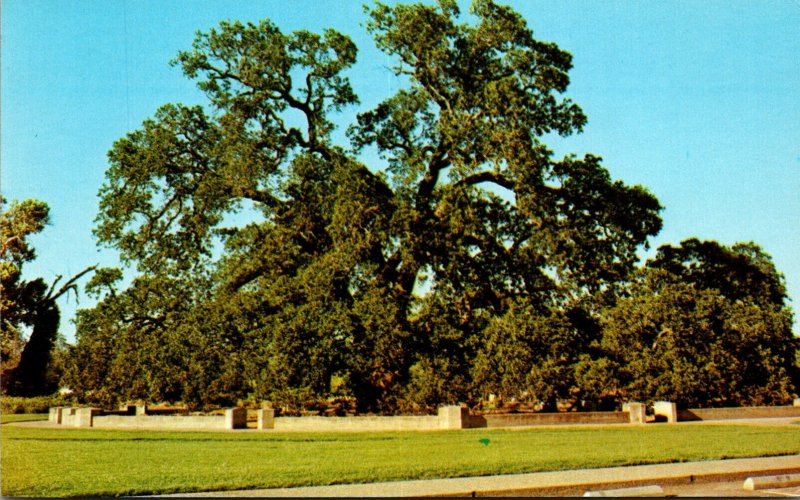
xmin=256 ymin=408 xmax=275 ymax=430
xmin=438 ymin=405 xmax=467 ymax=429
xmin=794 ymin=398 xmax=800 ymax=407
xmin=62 ymin=407 xmax=78 ymax=427
xmin=75 ymin=408 xmax=101 ymax=428
xmin=49 ymin=406 xmax=63 ymax=424
xmin=225 ymin=407 xmax=247 ymax=429
xmin=623 ymin=402 xmax=646 ymax=424
xmin=135 ymin=405 xmax=147 ymax=416
xmin=654 ymin=401 xmax=677 ymax=423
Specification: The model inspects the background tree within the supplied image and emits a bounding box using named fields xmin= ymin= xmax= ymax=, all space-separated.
xmin=75 ymin=0 xmax=664 ymax=412
xmin=1 ymin=197 xmax=50 ymax=386
xmin=1 ymin=197 xmax=95 ymax=395
xmin=593 ymin=240 xmax=797 ymax=408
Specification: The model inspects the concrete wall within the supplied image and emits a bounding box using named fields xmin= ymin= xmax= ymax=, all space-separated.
xmin=49 ymin=404 xmax=635 ymax=431
xmin=467 ymin=411 xmax=630 ymax=428
xmin=677 ymin=405 xmax=800 ymax=421
xmin=261 ymin=407 xmax=629 ymax=431
xmin=272 ymin=415 xmax=440 ymax=432
xmin=92 ymin=414 xmax=229 ymax=430
xmin=53 ymin=403 xmax=799 ymax=432
xmin=52 ymin=407 xmax=246 ymax=430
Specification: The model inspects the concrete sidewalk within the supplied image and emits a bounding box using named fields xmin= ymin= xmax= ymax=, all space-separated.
xmin=155 ymin=454 xmax=800 ymax=497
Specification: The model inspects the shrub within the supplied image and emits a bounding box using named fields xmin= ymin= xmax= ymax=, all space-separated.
xmin=0 ymin=394 xmax=73 ymax=414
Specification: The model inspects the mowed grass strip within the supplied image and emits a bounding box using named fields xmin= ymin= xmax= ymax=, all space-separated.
xmin=1 ymin=413 xmax=49 ymax=424
xmin=2 ymin=423 xmax=800 ymax=497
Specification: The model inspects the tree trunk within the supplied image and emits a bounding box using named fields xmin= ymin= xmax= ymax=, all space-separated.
xmin=7 ymin=302 xmax=60 ymax=396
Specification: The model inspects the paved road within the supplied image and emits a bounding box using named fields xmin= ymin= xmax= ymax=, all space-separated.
xmin=665 ymin=481 xmax=800 ymax=497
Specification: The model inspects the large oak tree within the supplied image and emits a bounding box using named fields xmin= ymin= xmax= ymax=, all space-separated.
xmin=70 ymin=0 xmax=665 ymax=411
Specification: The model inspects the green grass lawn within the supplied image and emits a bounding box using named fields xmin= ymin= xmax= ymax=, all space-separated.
xmin=2 ymin=423 xmax=800 ymax=497
xmin=0 ymin=413 xmax=48 ymax=424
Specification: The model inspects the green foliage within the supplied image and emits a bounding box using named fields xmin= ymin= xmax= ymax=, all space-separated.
xmin=648 ymin=238 xmax=789 ymax=307
xmin=0 ymin=395 xmax=72 ymax=414
xmin=0 ymin=198 xmax=50 ymax=266
xmin=472 ymin=302 xmax=601 ymax=410
xmin=1 ymin=198 xmax=51 ymax=384
xmin=596 ymin=248 xmax=797 ymax=407
xmin=64 ymin=273 xmax=242 ymax=409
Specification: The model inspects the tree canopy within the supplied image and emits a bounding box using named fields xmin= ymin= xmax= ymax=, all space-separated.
xmin=594 ymin=239 xmax=797 ymax=407
xmin=65 ymin=1 xmax=796 ymax=412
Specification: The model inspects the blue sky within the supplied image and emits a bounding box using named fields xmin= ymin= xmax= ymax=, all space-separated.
xmin=3 ymin=0 xmax=799 ymax=341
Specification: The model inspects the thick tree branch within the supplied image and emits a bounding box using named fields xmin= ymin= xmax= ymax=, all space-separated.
xmin=233 ymin=185 xmax=285 ymax=208
xmin=455 ymin=171 xmax=515 ymax=190
xmin=46 ymin=265 xmax=98 ymax=303
xmin=416 ymin=148 xmax=450 ymax=203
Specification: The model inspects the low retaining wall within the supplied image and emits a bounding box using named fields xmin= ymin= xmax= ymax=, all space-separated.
xmin=257 ymin=407 xmax=632 ymax=431
xmin=678 ymin=405 xmax=800 ymax=422
xmin=48 ymin=406 xmax=247 ymax=430
xmin=273 ymin=415 xmax=440 ymax=432
xmin=93 ymin=415 xmax=232 ymax=431
xmin=49 ymin=405 xmax=637 ymax=432
xmin=55 ymin=401 xmax=800 ymax=431
xmin=467 ymin=411 xmax=630 ymax=428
